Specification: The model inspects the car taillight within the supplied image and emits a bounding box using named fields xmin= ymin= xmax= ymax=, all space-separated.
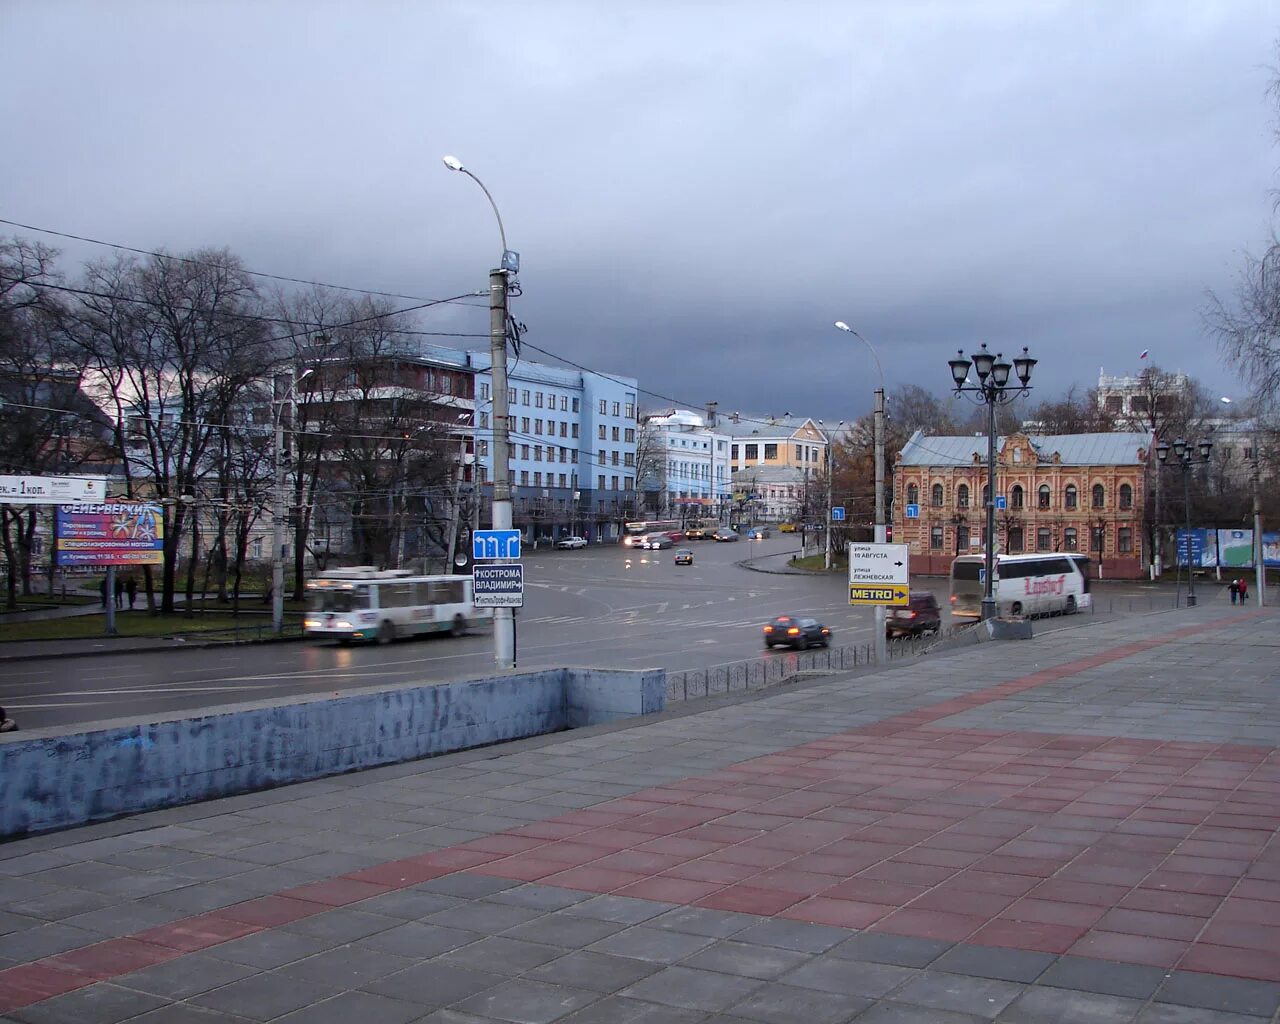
xmin=949 ymin=595 xmax=956 ymax=604
xmin=904 ymin=611 xmax=916 ymax=618
xmin=763 ymin=626 xmax=773 ymax=633
xmin=787 ymin=627 xmax=800 ymax=635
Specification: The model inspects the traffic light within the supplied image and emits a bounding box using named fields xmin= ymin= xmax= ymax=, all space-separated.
xmin=886 ymin=525 xmax=893 ymax=542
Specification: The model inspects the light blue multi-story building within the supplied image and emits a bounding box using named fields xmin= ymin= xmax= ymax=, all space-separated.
xmin=465 ymin=349 xmax=639 ymax=543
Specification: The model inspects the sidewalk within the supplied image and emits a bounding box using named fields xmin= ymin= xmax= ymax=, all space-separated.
xmin=3 ymin=603 xmax=1280 ymax=1021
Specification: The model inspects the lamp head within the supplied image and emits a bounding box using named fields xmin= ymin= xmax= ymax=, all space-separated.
xmin=1199 ymin=437 xmax=1213 ymax=460
xmin=1012 ymin=348 xmax=1036 ymax=386
xmin=1156 ymin=439 xmax=1170 ymax=462
xmin=990 ymin=356 xmax=1012 ymax=389
xmin=834 ymin=321 xmax=852 ymax=333
xmin=1172 ymin=437 xmax=1187 ymax=459
xmin=296 ymin=368 xmax=314 ymax=382
xmin=970 ymin=343 xmax=996 ymax=382
xmin=442 ymin=155 xmax=464 ymax=172
xmin=948 ymin=350 xmax=972 ymax=388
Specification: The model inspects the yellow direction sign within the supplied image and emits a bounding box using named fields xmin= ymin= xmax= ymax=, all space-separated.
xmin=849 ymin=584 xmax=910 ymax=607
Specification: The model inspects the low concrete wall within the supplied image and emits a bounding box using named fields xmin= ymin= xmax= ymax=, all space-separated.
xmin=0 ymin=667 xmax=665 ymax=837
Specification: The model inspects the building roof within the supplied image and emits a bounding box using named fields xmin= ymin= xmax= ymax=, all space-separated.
xmin=720 ymin=415 xmax=826 ymax=441
xmin=899 ymin=430 xmax=1153 ymax=467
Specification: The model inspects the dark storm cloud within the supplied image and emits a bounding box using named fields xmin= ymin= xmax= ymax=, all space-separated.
xmin=1 ymin=1 xmax=1274 ymax=420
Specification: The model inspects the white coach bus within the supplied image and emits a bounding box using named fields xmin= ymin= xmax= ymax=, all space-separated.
xmin=304 ymin=567 xmax=492 ymax=644
xmin=950 ymin=553 xmax=1092 ymax=619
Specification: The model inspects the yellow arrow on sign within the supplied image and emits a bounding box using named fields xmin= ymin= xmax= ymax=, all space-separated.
xmin=849 ymin=585 xmax=910 ymax=607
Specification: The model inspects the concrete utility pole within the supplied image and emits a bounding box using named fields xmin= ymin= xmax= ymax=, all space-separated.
xmin=444 ymin=155 xmax=517 ymax=669
xmin=1253 ymin=435 xmax=1265 ymax=607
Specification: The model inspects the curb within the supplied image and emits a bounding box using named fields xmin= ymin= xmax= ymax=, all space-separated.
xmin=0 ymin=633 xmax=308 ymax=664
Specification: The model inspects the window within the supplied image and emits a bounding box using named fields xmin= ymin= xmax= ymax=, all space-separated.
xmin=625 ymin=403 xmax=634 ymax=418
xmin=533 ymin=445 xmax=542 ymax=462
xmin=612 ymin=426 xmax=620 ymax=441
xmin=535 ymin=392 xmax=543 ymax=408
xmin=1119 ymin=527 xmax=1133 ymax=553
xmin=1092 ymin=526 xmax=1106 ymax=553
xmin=480 ymin=383 xmax=490 ymax=401
xmin=1037 ymin=527 xmax=1052 ymax=551
xmin=1038 ymin=485 xmax=1051 ymax=510
xmin=1008 ymin=528 xmax=1024 ymax=553
xmin=479 ymin=412 xmax=489 ymax=429
xmin=521 ymin=390 xmax=529 ymax=406
xmin=612 ymin=402 xmax=620 ymax=416
xmin=907 ymin=484 xmax=919 ymax=505
xmin=559 ymin=473 xmax=567 ymax=488
xmin=508 ymin=388 xmax=517 ymax=405
xmin=764 ymin=444 xmax=777 ymax=460
xmin=745 ymin=444 xmax=758 ymax=460
xmin=957 ymin=484 xmax=970 ymax=508
xmin=1065 ymin=485 xmax=1078 ymax=509
xmin=625 ymin=428 xmax=634 ymax=442
xmin=520 ymin=470 xmax=529 ymax=485
xmin=1012 ymin=447 xmax=1022 ymax=463
xmin=625 ymin=476 xmax=634 ymax=489
xmin=932 ymin=483 xmax=944 ymax=507
xmin=625 ymin=452 xmax=635 ymax=466
xmin=611 ymin=451 xmax=619 ymax=465
xmin=521 ymin=444 xmax=530 ymax=459
xmin=598 ymin=449 xmax=606 ymax=466
xmin=546 ymin=391 xmax=555 ymax=407
xmin=571 ymin=451 xmax=577 ymax=463
xmin=731 ymin=445 xmax=739 ymax=460
xmin=572 ymin=424 xmax=579 ymax=438
xmin=478 ymin=440 xmax=489 ymax=456
xmin=533 ymin=472 xmax=541 ymax=486
xmin=956 ymin=525 xmax=970 ymax=551
xmin=930 ymin=526 xmax=943 ymax=549
xmin=560 ymin=422 xmax=568 ymax=437
xmin=521 ymin=417 xmax=530 ymax=433
xmin=572 ymin=398 xmax=580 ymax=413
xmin=598 ymin=474 xmax=605 ymax=489
xmin=1119 ymin=483 xmax=1133 ymax=510
xmin=560 ymin=447 xmax=568 ymax=463
xmin=1011 ymin=485 xmax=1024 ymax=509
xmin=1064 ymin=527 xmax=1077 ymax=551
xmin=794 ymin=445 xmax=803 ymax=461
xmin=599 ymin=400 xmax=607 ymax=415
xmin=598 ymin=425 xmax=606 ymax=439
xmin=1092 ymin=484 xmax=1105 ymax=509
xmin=982 ymin=484 xmax=990 ymax=506
xmin=560 ymin=396 xmax=568 ymax=411
xmin=534 ymin=419 xmax=543 ymax=435
xmin=611 ymin=475 xmax=619 ymax=490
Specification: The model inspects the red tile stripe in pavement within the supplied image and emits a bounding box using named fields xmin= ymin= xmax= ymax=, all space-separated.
xmin=0 ymin=612 xmax=1272 ymax=1012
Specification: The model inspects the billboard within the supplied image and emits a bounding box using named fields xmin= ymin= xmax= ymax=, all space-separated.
xmin=1264 ymin=532 xmax=1280 ymax=568
xmin=1175 ymin=528 xmax=1216 ymax=568
xmin=0 ymin=475 xmax=107 ymax=506
xmin=1217 ymin=529 xmax=1254 ymax=569
xmin=55 ymin=502 xmax=165 ymax=566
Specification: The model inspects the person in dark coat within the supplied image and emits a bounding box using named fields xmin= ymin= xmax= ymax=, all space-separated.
xmin=1229 ymin=579 xmax=1239 ymax=605
xmin=125 ymin=576 xmax=137 ymax=609
xmin=114 ymin=576 xmax=125 ymax=609
xmin=99 ymin=578 xmax=108 ymax=607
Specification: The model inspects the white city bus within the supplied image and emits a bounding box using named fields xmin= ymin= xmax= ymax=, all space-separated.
xmin=304 ymin=567 xmax=492 ymax=644
xmin=950 ymin=553 xmax=1092 ymax=619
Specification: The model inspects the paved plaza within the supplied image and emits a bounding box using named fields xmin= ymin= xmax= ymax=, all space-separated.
xmin=2 ymin=600 xmax=1280 ymax=1022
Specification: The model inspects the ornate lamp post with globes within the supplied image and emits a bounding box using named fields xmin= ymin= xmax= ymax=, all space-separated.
xmin=948 ymin=344 xmax=1036 ymax=621
xmin=1155 ymin=436 xmax=1213 ymax=607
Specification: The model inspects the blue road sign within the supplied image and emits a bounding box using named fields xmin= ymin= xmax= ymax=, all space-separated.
xmin=996 ymin=495 xmax=1007 ymax=510
xmin=473 ymin=529 xmax=522 ymax=560
xmin=905 ymin=503 xmax=920 ymax=519
xmin=831 ymin=506 xmax=846 ymax=522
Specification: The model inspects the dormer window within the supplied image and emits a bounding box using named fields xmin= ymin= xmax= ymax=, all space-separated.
xmin=1012 ymin=447 xmax=1022 ymax=463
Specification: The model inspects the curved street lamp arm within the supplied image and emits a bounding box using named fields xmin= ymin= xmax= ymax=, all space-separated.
xmin=460 ymin=169 xmax=509 ymax=258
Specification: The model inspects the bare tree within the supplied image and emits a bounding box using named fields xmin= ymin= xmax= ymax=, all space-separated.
xmin=73 ymin=249 xmax=271 ymax=612
xmin=1024 ymin=383 xmax=1111 ymax=433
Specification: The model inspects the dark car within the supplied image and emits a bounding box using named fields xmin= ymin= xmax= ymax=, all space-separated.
xmin=713 ymin=528 xmax=740 ymax=542
xmin=746 ymin=527 xmax=771 ymax=539
xmin=673 ymin=548 xmax=694 ymax=565
xmin=641 ymin=534 xmax=673 ymax=549
xmin=886 ymin=591 xmax=942 ymax=638
xmin=763 ymin=615 xmax=831 ymax=650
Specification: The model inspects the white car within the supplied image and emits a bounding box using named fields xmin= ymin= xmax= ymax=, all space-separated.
xmin=555 ymin=535 xmax=588 ymax=549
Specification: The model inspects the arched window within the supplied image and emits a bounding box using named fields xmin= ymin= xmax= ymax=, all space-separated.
xmin=1038 ymin=485 xmax=1051 ymax=509
xmin=1064 ymin=527 xmax=1078 ymax=551
xmin=1065 ymin=485 xmax=1078 ymax=509
xmin=907 ymin=483 xmax=919 ymax=505
xmin=957 ymin=484 xmax=970 ymax=508
xmin=982 ymin=484 xmax=990 ymax=506
xmin=931 ymin=483 xmax=944 ymax=507
xmin=1092 ymin=484 xmax=1106 ymax=508
xmin=1119 ymin=483 xmax=1133 ymax=510
xmin=1011 ymin=485 xmax=1024 ymax=509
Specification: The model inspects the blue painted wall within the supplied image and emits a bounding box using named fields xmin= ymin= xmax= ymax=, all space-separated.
xmin=0 ymin=667 xmax=664 ymax=837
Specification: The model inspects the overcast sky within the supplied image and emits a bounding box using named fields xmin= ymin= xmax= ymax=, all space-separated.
xmin=3 ymin=1 xmax=1276 ymax=422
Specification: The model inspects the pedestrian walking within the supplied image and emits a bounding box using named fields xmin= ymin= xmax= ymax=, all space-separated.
xmin=125 ymin=576 xmax=137 ymax=609
xmin=1229 ymin=579 xmax=1239 ymax=605
xmin=114 ymin=576 xmax=125 ymax=609
xmin=1239 ymin=578 xmax=1249 ymax=601
xmin=99 ymin=578 xmax=108 ymax=607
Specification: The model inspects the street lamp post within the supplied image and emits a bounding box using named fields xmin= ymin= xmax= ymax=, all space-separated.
xmin=834 ymin=323 xmax=886 ymax=663
xmin=272 ymin=367 xmax=313 ymax=635
xmin=948 ymin=344 xmax=1036 ymax=621
xmin=1156 ymin=436 xmax=1213 ymax=607
xmin=816 ymin=419 xmax=845 ymax=571
xmin=444 ymin=155 xmax=519 ymax=669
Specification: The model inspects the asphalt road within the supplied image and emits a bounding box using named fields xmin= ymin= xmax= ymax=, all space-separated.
xmin=1 ymin=537 xmax=1179 ymax=730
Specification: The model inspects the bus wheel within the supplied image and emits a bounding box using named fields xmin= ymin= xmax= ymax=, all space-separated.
xmin=377 ymin=620 xmax=396 ymax=644
xmin=1065 ymin=596 xmax=1077 ymax=614
xmin=450 ymin=614 xmax=466 ymax=638
xmin=1010 ymin=602 xmax=1023 ymax=617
